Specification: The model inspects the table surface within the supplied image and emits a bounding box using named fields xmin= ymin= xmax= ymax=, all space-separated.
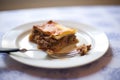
xmin=0 ymin=6 xmax=120 ymax=80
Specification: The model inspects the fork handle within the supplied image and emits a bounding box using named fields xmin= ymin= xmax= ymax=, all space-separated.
xmin=0 ymin=48 xmax=20 ymax=53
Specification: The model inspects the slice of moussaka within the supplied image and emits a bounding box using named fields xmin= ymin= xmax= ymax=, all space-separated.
xmin=29 ymin=20 xmax=78 ymax=52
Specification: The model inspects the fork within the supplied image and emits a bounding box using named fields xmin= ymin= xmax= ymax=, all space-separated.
xmin=0 ymin=48 xmax=80 ymax=58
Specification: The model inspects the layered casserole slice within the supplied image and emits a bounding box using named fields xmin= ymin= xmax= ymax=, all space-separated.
xmin=29 ymin=20 xmax=78 ymax=52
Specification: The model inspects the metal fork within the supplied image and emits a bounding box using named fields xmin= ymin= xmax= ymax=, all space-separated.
xmin=0 ymin=48 xmax=79 ymax=58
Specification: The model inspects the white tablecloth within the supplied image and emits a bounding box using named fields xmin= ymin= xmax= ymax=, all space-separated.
xmin=0 ymin=6 xmax=120 ymax=80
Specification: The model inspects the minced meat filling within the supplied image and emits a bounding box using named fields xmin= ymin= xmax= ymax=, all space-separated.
xmin=29 ymin=29 xmax=77 ymax=51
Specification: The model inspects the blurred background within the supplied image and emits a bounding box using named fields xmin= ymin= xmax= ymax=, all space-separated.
xmin=0 ymin=0 xmax=120 ymax=11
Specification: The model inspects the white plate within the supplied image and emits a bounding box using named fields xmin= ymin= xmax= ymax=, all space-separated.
xmin=1 ymin=21 xmax=109 ymax=69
